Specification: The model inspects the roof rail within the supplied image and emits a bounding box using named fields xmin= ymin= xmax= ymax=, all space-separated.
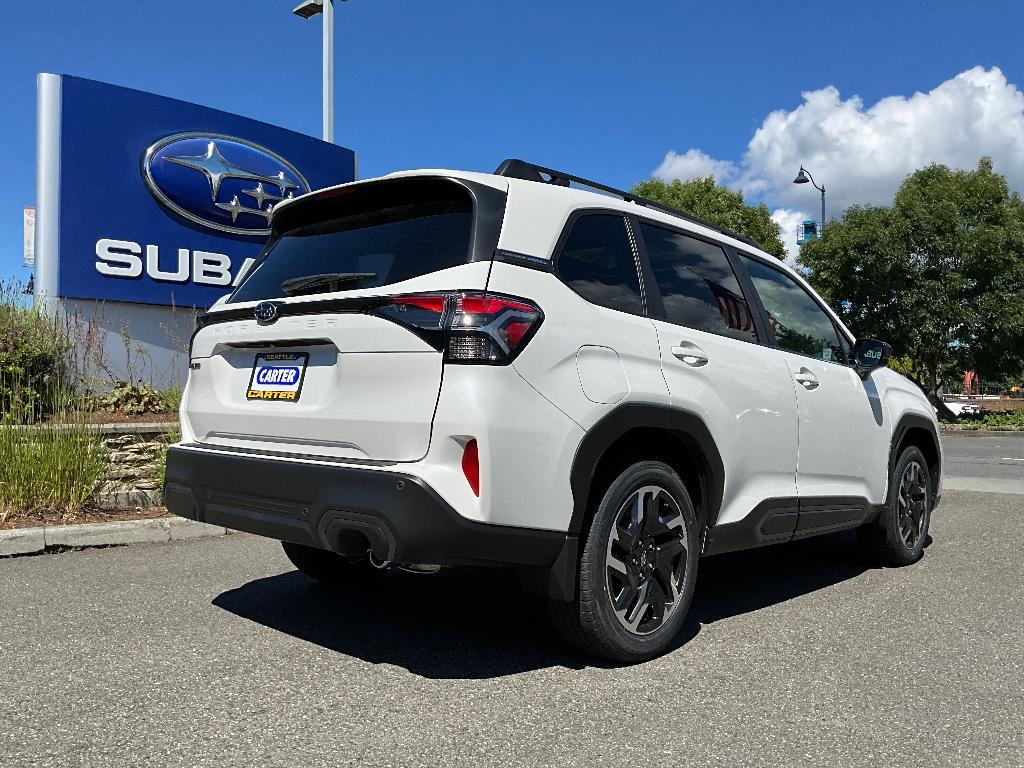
xmin=492 ymin=158 xmax=761 ymax=249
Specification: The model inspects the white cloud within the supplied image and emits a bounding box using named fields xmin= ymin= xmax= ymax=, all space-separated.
xmin=654 ymin=66 xmax=1024 ymax=222
xmin=652 ymin=149 xmax=738 ymax=185
xmin=770 ymin=208 xmax=810 ymax=266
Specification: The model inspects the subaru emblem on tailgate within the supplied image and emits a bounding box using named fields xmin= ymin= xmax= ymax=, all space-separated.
xmin=254 ymin=301 xmax=278 ymax=324
xmin=142 ymin=133 xmax=311 ymax=236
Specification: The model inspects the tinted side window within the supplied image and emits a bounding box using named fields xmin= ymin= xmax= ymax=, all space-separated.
xmin=556 ymin=215 xmax=643 ymax=315
xmin=641 ymin=224 xmax=758 ymax=342
xmin=740 ymin=255 xmax=848 ymax=363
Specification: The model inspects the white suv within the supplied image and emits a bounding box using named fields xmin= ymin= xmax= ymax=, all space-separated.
xmin=165 ymin=159 xmax=942 ymax=661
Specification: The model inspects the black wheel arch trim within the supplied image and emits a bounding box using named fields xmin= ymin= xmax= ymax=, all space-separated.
xmin=567 ymin=402 xmax=725 ymax=536
xmin=548 ymin=404 xmax=723 ymax=603
xmin=889 ymin=413 xmax=941 ymax=497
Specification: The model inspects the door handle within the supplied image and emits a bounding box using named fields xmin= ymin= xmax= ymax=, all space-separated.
xmin=793 ymin=369 xmax=820 ymax=390
xmin=671 ymin=345 xmax=709 ymax=367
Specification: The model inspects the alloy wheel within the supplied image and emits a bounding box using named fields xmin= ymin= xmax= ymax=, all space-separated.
xmin=897 ymin=460 xmax=929 ymax=550
xmin=605 ymin=485 xmax=688 ymax=635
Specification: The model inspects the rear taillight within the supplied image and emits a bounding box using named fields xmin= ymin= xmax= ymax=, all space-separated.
xmin=447 ymin=294 xmax=543 ymax=364
xmin=372 ymin=293 xmax=448 ymax=332
xmin=371 ymin=292 xmax=543 ymax=365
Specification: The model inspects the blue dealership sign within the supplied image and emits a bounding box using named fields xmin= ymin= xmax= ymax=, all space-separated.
xmin=36 ymin=74 xmax=356 ymax=308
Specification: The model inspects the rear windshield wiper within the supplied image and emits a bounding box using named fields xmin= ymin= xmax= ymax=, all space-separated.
xmin=280 ymin=272 xmax=377 ymax=296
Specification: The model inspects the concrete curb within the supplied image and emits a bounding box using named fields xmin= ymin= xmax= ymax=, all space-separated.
xmin=0 ymin=517 xmax=229 ymax=558
xmin=943 ymin=476 xmax=1024 ymax=495
xmin=9 ymin=421 xmax=178 ymax=436
xmin=0 ymin=528 xmax=46 ymax=558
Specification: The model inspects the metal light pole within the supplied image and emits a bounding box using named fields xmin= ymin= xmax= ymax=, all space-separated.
xmin=793 ymin=166 xmax=825 ymax=226
xmin=293 ymin=0 xmax=346 ymax=143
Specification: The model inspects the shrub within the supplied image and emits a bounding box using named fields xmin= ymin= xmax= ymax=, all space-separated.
xmin=0 ymin=281 xmax=72 ymax=422
xmin=0 ymin=283 xmax=103 ymax=520
xmin=955 ymin=409 xmax=1024 ymax=430
xmin=980 ymin=410 xmax=1024 ymax=429
xmin=159 ymin=385 xmax=183 ymax=413
xmin=93 ymin=381 xmax=168 ymax=415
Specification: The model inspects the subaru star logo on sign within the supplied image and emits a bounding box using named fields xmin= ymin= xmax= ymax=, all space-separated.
xmin=35 ymin=74 xmax=356 ymax=309
xmin=143 ymin=133 xmax=311 ymax=237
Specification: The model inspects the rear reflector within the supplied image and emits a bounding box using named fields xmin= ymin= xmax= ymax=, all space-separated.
xmin=371 ymin=292 xmax=543 ymax=365
xmin=462 ymin=439 xmax=480 ymax=497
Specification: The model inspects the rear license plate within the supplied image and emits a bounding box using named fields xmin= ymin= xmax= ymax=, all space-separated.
xmin=247 ymin=352 xmax=308 ymax=402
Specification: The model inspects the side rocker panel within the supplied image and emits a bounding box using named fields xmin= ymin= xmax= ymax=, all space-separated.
xmin=704 ymin=496 xmax=882 ymax=556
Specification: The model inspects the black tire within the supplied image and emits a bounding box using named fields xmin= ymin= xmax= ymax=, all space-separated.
xmin=858 ymin=445 xmax=932 ymax=566
xmin=281 ymin=540 xmax=380 ymax=586
xmin=550 ymin=460 xmax=701 ymax=663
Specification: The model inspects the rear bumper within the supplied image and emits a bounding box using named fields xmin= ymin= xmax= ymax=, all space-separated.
xmin=163 ymin=444 xmax=567 ymax=569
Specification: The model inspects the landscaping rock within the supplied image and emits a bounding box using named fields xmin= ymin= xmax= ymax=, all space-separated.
xmin=94 ymin=489 xmax=162 ymax=510
xmin=91 ymin=423 xmax=177 ymax=508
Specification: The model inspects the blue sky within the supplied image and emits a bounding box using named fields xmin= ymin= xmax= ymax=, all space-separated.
xmin=2 ymin=0 xmax=1023 ymax=278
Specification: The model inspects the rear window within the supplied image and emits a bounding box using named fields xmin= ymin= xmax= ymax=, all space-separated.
xmin=230 ymin=179 xmax=474 ymax=302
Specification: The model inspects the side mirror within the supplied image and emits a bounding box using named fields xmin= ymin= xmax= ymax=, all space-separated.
xmin=853 ymin=338 xmax=891 ymax=377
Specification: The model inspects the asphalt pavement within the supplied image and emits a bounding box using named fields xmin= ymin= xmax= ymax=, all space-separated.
xmin=0 ymin=435 xmax=1021 ymax=767
xmin=941 ymin=430 xmax=1024 ymax=493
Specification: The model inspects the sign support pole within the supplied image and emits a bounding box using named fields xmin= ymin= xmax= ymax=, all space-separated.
xmin=323 ymin=0 xmax=334 ymax=143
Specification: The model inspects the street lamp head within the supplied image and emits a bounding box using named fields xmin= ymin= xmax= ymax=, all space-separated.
xmin=793 ymin=167 xmax=810 ymax=185
xmin=293 ymin=0 xmax=346 ymax=18
xmin=293 ymin=0 xmax=325 ymax=18
xmin=293 ymin=0 xmax=323 ymax=18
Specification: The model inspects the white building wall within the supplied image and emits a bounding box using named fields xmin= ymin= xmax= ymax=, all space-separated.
xmin=59 ymin=298 xmax=194 ymax=391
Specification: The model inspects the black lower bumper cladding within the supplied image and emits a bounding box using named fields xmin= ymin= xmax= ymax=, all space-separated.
xmin=163 ymin=445 xmax=566 ymax=569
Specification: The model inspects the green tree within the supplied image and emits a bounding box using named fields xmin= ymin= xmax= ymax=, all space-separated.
xmin=801 ymin=158 xmax=1024 ymax=415
xmin=631 ymin=176 xmax=787 ymax=259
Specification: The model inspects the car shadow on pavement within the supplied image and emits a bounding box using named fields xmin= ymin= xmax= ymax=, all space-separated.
xmin=690 ymin=530 xmax=870 ymax=624
xmin=213 ymin=529 xmax=883 ymax=679
xmin=214 ymin=564 xmax=597 ymax=678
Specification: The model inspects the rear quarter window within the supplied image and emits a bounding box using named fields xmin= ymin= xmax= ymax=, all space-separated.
xmin=555 ymin=214 xmax=644 ymax=316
